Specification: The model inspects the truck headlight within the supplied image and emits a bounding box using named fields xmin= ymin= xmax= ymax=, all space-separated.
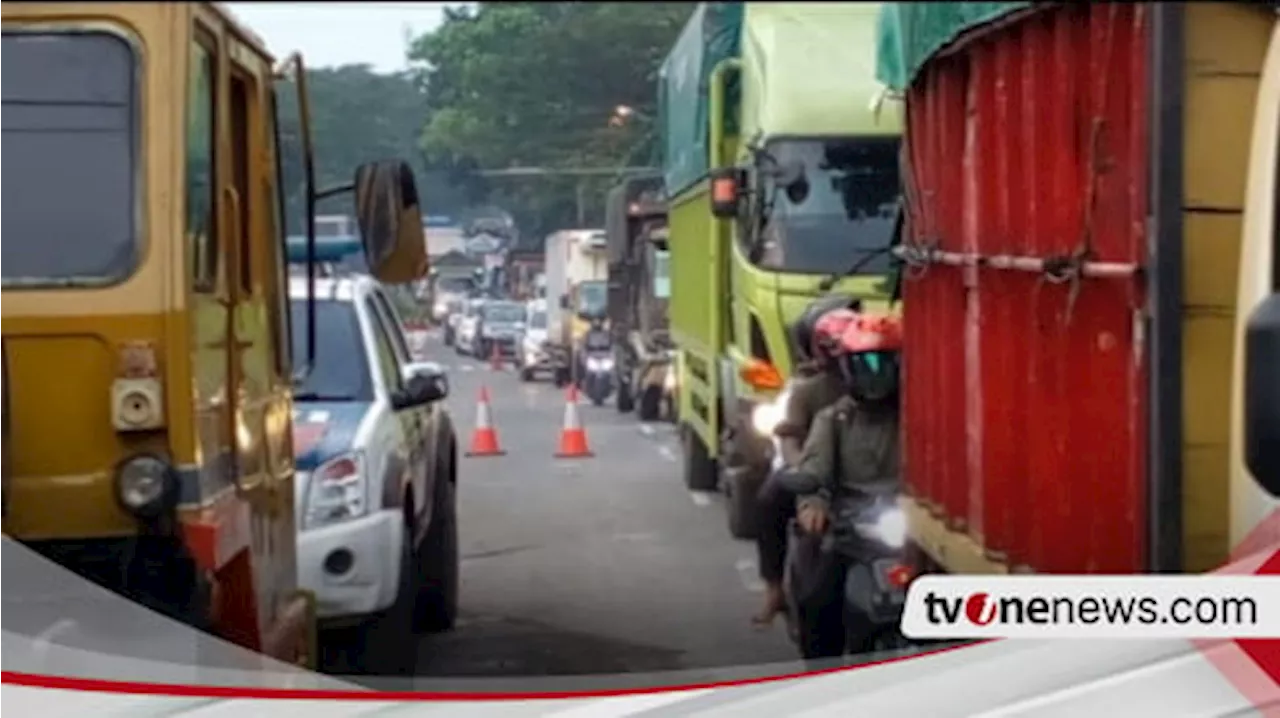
xmin=305 ymin=451 xmax=367 ymax=529
xmin=586 ymin=356 xmax=614 ymax=372
xmin=873 ymin=507 xmax=907 ymax=549
xmin=115 ymin=455 xmax=178 ymax=520
xmin=750 ymin=388 xmax=792 ymax=436
xmin=664 ymin=366 xmax=677 ymax=390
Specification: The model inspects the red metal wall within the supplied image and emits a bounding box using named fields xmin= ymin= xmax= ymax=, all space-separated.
xmin=901 ymin=4 xmax=1150 ymax=573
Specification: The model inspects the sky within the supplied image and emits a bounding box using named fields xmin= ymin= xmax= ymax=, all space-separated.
xmin=224 ymin=2 xmax=459 ymax=73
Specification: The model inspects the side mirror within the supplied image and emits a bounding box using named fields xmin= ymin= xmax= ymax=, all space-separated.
xmin=1244 ymin=293 xmax=1280 ymax=496
xmin=710 ymin=167 xmax=745 ymax=220
xmin=391 ymin=362 xmax=449 ymax=410
xmin=772 ymin=160 xmax=809 ymax=204
xmin=353 ymin=160 xmax=429 ymax=285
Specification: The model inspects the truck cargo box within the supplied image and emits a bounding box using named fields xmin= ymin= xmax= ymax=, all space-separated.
xmin=880 ymin=2 xmax=1275 ymax=574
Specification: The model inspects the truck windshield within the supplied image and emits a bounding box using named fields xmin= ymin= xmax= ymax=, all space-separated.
xmin=577 ymin=281 xmax=608 ymax=317
xmin=1 ymin=31 xmax=139 ymax=286
xmin=758 ymin=137 xmax=901 ymax=275
xmin=290 ymin=300 xmax=373 ymax=402
xmin=438 ymin=276 xmax=474 ymax=294
xmin=483 ymin=303 xmax=524 ymax=323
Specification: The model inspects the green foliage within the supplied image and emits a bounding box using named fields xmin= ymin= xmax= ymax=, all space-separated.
xmin=408 ymin=2 xmax=693 ymax=240
xmin=275 ymin=64 xmax=467 ymax=234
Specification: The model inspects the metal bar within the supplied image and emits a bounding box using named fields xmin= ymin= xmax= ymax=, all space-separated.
xmin=1147 ymin=3 xmax=1185 ymax=574
xmin=892 ymin=246 xmax=1142 ymax=278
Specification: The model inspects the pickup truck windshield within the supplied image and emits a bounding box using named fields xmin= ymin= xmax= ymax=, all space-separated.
xmin=290 ymin=300 xmax=374 ymax=402
xmin=576 ymin=281 xmax=608 ymax=317
xmin=483 ymin=303 xmax=524 ymax=323
xmin=758 ymin=138 xmax=901 ymax=276
xmin=1 ymin=31 xmax=139 ymax=286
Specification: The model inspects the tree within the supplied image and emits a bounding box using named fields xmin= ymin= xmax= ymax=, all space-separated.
xmin=275 ymin=64 xmax=468 ymax=234
xmin=408 ymin=2 xmax=692 ymax=239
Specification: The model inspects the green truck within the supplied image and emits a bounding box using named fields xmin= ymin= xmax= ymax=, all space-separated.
xmin=659 ymin=2 xmax=903 ymax=538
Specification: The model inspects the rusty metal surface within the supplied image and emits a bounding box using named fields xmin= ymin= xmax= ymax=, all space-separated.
xmin=900 ymin=4 xmax=1150 ymax=573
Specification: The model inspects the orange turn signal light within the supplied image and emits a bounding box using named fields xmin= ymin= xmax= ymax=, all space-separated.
xmin=739 ymin=358 xmax=784 ymax=391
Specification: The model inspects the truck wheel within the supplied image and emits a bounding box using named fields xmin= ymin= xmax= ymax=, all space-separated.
xmin=616 ymin=380 xmax=634 ymax=413
xmin=415 ymin=477 xmax=459 ymax=633
xmin=638 ymin=385 xmax=662 ymax=422
xmin=681 ymin=424 xmax=718 ymax=491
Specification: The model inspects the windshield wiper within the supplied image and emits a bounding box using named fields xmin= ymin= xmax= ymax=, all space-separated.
xmin=816 ymin=199 xmax=905 ymax=292
xmin=294 ymin=391 xmax=356 ymax=402
xmin=816 ymin=245 xmax=894 ymax=292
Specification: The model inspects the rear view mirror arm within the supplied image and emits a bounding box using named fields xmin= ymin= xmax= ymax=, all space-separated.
xmin=276 ymin=53 xmax=320 ymax=382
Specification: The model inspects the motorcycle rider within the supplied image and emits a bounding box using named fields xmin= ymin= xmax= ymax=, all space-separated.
xmin=786 ymin=312 xmax=902 ymax=659
xmin=576 ymin=317 xmax=612 ymax=383
xmin=752 ymin=296 xmax=862 ymax=628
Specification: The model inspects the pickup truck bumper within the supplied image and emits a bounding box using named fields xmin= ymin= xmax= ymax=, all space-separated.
xmin=297 ymin=509 xmax=403 ymax=621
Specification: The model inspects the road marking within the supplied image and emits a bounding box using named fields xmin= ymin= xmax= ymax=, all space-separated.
xmin=460 ymin=364 xmax=474 ymax=372
xmin=735 ymin=558 xmax=766 ymax=593
xmin=638 ymin=423 xmax=655 ymax=436
xmin=688 ymin=490 xmax=713 ymax=507
xmin=658 ymin=445 xmax=677 ymax=462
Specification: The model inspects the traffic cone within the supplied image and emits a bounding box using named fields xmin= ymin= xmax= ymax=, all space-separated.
xmin=554 ymin=385 xmax=594 ymax=459
xmin=489 ymin=341 xmax=504 ymax=371
xmin=465 ymin=386 xmax=506 ymax=457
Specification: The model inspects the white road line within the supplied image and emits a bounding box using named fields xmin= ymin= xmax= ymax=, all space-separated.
xmin=460 ymin=364 xmax=475 ymax=372
xmin=658 ymin=445 xmax=677 ymax=462
xmin=735 ymin=558 xmax=766 ymax=593
xmin=638 ymin=423 xmax=655 ymax=436
xmin=688 ymin=490 xmax=713 ymax=507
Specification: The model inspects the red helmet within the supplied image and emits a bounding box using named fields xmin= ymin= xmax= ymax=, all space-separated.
xmin=838 ymin=313 xmax=903 ymax=355
xmin=811 ymin=308 xmax=861 ymax=360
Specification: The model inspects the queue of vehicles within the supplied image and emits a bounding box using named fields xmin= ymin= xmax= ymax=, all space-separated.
xmin=0 ymin=1 xmax=457 ymax=672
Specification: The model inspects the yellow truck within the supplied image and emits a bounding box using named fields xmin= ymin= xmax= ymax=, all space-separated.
xmin=1 ymin=2 xmax=429 ymax=665
xmin=659 ymin=2 xmax=902 ymax=538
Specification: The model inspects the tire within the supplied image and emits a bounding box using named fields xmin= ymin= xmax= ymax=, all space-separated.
xmin=616 ymin=379 xmax=634 ymax=413
xmin=519 ymin=367 xmax=534 ymax=382
xmin=681 ymin=423 xmax=718 ymax=491
xmin=638 ymin=385 xmax=662 ymax=422
xmin=725 ymin=468 xmax=761 ymax=540
xmin=415 ymin=477 xmax=459 ymax=633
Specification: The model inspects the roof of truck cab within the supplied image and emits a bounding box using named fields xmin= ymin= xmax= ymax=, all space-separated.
xmin=739 ymin=3 xmax=902 ymax=145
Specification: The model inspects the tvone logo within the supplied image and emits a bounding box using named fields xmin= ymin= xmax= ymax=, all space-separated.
xmin=965 ymin=592 xmax=997 ymax=626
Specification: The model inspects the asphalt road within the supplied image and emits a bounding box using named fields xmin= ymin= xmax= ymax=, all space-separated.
xmin=398 ymin=330 xmax=798 ymax=679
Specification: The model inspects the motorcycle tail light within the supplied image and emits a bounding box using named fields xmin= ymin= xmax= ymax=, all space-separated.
xmin=886 ymin=564 xmax=913 ymax=589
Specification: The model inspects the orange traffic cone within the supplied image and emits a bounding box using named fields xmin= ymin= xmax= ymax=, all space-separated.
xmin=554 ymin=385 xmax=594 ymax=459
xmin=489 ymin=341 xmax=504 ymax=371
xmin=466 ymin=386 xmax=506 ymax=457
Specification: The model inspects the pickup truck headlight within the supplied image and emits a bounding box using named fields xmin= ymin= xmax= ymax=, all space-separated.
xmin=305 ymin=451 xmax=367 ymax=529
xmin=751 ymin=388 xmax=792 ymax=436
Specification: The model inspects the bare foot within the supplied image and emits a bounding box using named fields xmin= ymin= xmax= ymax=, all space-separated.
xmin=751 ymin=584 xmax=786 ymax=629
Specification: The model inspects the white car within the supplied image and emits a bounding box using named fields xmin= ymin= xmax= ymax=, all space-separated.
xmin=518 ymin=299 xmax=552 ymax=381
xmin=288 ymin=275 xmax=460 ymax=668
xmin=454 ymin=298 xmax=485 ymax=356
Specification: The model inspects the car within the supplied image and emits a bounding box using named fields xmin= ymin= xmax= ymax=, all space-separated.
xmin=470 ymin=300 xmax=526 ymax=361
xmin=454 ymin=298 xmax=485 ymax=356
xmin=288 ymin=275 xmax=460 ymax=671
xmin=518 ymin=299 xmax=552 ymax=381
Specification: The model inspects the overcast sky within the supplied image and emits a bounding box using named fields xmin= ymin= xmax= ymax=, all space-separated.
xmin=225 ymin=2 xmax=459 ymax=73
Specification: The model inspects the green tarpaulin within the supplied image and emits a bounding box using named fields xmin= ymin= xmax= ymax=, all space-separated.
xmin=875 ymin=2 xmax=1031 ymax=91
xmin=658 ymin=2 xmax=744 ymax=197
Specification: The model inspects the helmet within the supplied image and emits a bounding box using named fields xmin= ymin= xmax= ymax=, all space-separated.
xmin=791 ymin=294 xmax=862 ymax=364
xmin=835 ymin=313 xmax=903 ymax=404
xmin=811 ymin=308 xmax=861 ymax=361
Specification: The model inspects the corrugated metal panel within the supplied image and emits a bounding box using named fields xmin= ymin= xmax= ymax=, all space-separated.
xmin=901 ymin=4 xmax=1150 ymax=573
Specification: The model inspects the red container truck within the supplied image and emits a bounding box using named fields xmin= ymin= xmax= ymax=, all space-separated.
xmin=878 ymin=2 xmax=1280 ymax=575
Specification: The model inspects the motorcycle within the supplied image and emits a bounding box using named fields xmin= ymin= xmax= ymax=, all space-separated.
xmin=778 ymin=475 xmax=912 ymax=656
xmin=579 ymin=350 xmax=615 ymax=406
